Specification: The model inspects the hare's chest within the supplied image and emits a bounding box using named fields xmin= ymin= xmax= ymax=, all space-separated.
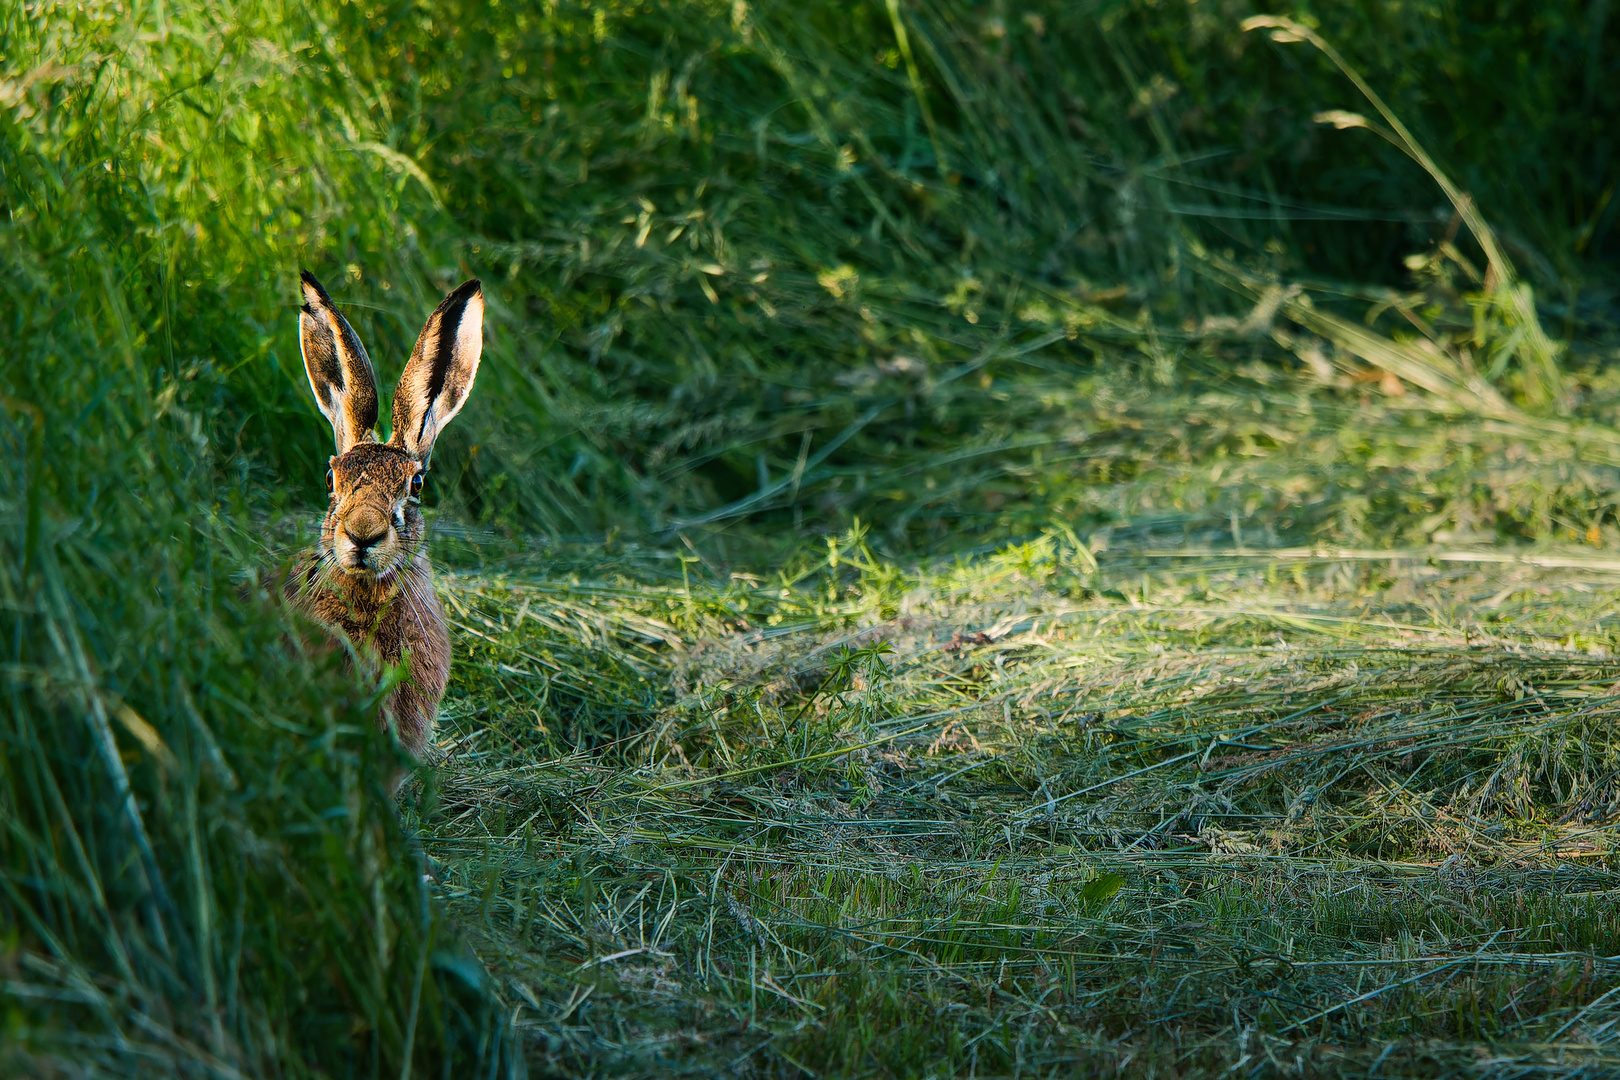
xmin=345 ymin=588 xmax=421 ymax=665
xmin=296 ymin=571 xmax=406 ymax=657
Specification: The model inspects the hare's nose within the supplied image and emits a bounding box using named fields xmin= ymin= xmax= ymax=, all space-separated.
xmin=344 ymin=516 xmax=389 ymax=551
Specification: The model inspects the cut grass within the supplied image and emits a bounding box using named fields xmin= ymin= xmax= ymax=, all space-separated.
xmin=413 ymin=476 xmax=1620 ymax=1075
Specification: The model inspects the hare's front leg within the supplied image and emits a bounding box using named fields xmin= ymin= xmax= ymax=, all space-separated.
xmin=388 ymin=568 xmax=450 ymax=758
xmin=387 ymin=677 xmax=441 ymax=759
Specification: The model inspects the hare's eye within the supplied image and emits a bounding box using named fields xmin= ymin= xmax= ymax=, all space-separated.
xmin=409 ymin=473 xmax=424 ymax=499
xmin=325 ymin=468 xmax=335 ymax=492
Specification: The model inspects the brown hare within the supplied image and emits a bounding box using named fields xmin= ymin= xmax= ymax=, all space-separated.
xmin=287 ymin=271 xmax=483 ymax=759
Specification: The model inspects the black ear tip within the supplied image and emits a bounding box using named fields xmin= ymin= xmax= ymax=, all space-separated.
xmin=300 ymin=270 xmax=332 ymax=304
xmin=448 ymin=278 xmax=482 ymax=301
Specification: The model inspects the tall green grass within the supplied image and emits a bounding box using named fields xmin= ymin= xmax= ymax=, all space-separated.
xmin=0 ymin=3 xmax=515 ymax=1074
xmin=378 ymin=0 xmax=1618 ymax=542
xmin=1 ymin=0 xmax=1616 ymax=1074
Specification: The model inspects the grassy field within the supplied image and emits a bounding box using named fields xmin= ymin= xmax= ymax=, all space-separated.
xmin=419 ymin=405 xmax=1620 ymax=1077
xmin=4 ymin=0 xmax=1620 ymax=1076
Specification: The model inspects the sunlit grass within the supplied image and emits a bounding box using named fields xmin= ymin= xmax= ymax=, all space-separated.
xmin=424 ymin=521 xmax=1620 ymax=1076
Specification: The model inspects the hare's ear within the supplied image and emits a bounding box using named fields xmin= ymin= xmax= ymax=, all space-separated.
xmin=298 ymin=271 xmax=379 ymax=455
xmin=389 ymin=279 xmax=483 ymax=466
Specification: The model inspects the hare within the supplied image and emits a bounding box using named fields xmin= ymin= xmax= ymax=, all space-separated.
xmin=287 ymin=271 xmax=484 ymax=759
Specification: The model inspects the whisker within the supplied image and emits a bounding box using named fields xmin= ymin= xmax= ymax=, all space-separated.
xmin=398 ymin=575 xmax=428 ymax=629
xmin=405 ymin=563 xmax=436 ymax=627
xmin=390 ymin=556 xmax=433 ymax=631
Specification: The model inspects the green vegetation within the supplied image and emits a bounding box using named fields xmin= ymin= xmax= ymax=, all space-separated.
xmin=433 ymin=535 xmax=1620 ymax=1076
xmin=3 ymin=0 xmax=1618 ymax=1075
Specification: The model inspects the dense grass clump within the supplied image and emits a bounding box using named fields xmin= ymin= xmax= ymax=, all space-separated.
xmin=4 ymin=0 xmax=1620 ymax=1076
xmin=0 ymin=4 xmax=515 ymax=1074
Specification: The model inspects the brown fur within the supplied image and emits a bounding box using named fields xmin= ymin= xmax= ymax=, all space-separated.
xmin=288 ymin=443 xmax=447 ymax=757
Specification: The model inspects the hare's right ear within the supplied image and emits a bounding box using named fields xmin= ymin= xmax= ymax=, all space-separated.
xmin=298 ymin=270 xmax=379 ymax=455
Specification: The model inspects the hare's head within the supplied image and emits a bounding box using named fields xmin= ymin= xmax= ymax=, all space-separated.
xmin=298 ymin=271 xmax=484 ymax=581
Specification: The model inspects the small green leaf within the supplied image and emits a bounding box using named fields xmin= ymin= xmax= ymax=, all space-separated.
xmin=1082 ymin=872 xmax=1125 ymax=905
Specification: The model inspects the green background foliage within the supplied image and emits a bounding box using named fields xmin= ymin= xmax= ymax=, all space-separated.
xmin=2 ymin=0 xmax=1617 ymax=1074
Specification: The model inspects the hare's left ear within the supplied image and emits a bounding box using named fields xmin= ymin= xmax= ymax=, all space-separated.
xmin=389 ymin=279 xmax=484 ymax=466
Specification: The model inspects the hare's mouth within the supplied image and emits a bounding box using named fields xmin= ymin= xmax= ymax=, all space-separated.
xmin=338 ymin=551 xmax=399 ymax=578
